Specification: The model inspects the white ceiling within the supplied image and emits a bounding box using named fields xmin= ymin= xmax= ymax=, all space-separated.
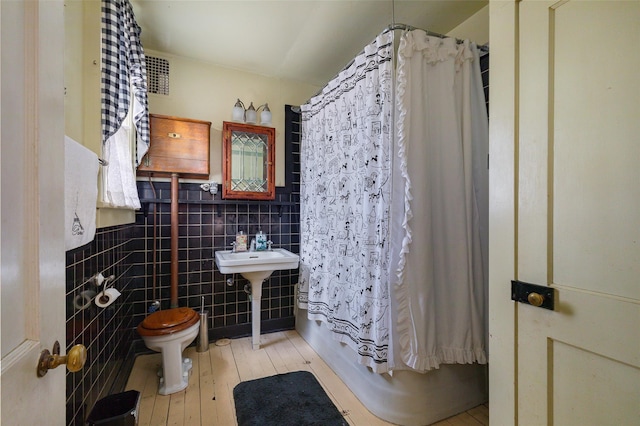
xmin=131 ymin=1 xmax=487 ymax=87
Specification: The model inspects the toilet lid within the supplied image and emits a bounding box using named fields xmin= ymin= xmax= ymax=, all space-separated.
xmin=139 ymin=307 xmax=198 ymax=330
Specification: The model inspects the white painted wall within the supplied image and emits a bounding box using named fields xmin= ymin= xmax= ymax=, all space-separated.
xmin=151 ymin=2 xmax=488 ymax=186
xmin=447 ymin=5 xmax=489 ymax=45
xmin=145 ymin=50 xmax=319 ymax=185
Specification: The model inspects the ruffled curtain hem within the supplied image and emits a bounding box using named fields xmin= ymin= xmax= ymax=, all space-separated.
xmin=400 ymin=346 xmax=488 ymax=373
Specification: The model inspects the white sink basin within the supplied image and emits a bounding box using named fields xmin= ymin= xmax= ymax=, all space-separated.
xmin=214 ymin=248 xmax=300 ymax=350
xmin=214 ymin=248 xmax=299 ymax=275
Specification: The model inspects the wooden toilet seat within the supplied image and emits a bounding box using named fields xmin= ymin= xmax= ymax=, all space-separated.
xmin=137 ymin=307 xmax=199 ymax=336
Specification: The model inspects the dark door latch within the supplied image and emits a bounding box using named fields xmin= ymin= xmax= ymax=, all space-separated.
xmin=511 ymin=280 xmax=555 ymax=310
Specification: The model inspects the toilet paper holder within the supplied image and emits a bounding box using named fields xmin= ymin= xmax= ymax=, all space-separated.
xmin=97 ymin=274 xmax=116 ymax=304
xmin=72 ymin=272 xmax=114 ymax=311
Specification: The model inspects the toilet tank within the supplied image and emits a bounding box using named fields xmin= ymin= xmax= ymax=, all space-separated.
xmin=137 ymin=114 xmax=211 ymax=179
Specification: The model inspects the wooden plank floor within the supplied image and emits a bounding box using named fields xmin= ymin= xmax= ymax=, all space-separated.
xmin=125 ymin=330 xmax=488 ymax=426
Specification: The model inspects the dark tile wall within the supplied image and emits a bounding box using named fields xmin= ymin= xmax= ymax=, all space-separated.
xmin=65 ymin=108 xmax=301 ymax=425
xmin=65 ymin=225 xmax=138 ymax=426
xmin=130 ymin=181 xmax=300 ymax=342
xmin=480 ymin=52 xmax=489 ymax=115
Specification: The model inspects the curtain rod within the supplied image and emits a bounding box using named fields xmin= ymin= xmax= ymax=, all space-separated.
xmin=385 ymin=23 xmax=489 ymax=52
xmin=303 ymin=23 xmax=489 ymax=104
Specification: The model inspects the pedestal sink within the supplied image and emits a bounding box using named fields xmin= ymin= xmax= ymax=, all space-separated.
xmin=214 ymin=248 xmax=299 ymax=350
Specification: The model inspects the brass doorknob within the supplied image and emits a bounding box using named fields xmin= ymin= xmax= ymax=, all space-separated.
xmin=37 ymin=341 xmax=87 ymax=377
xmin=527 ymin=292 xmax=545 ymax=307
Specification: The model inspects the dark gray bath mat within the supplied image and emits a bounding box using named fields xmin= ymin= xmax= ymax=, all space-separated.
xmin=233 ymin=370 xmax=348 ymax=426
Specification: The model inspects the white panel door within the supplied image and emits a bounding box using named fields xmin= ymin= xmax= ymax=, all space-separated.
xmin=1 ymin=0 xmax=67 ymax=424
xmin=490 ymin=0 xmax=640 ymax=424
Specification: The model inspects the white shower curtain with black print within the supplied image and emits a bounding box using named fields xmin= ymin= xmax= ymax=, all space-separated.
xmin=298 ymin=31 xmax=395 ymax=373
xmin=299 ymin=29 xmax=488 ymax=374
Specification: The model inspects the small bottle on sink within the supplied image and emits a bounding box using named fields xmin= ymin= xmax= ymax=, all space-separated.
xmin=235 ymin=230 xmax=248 ymax=252
xmin=255 ymin=230 xmax=267 ymax=251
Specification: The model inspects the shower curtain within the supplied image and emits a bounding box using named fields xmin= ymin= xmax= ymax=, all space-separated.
xmin=392 ymin=31 xmax=487 ymax=371
xmin=299 ymin=29 xmax=488 ymax=374
xmin=299 ymin=31 xmax=395 ymax=372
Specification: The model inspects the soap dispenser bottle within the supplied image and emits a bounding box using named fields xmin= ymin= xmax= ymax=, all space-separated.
xmin=235 ymin=230 xmax=248 ymax=252
xmin=255 ymin=230 xmax=267 ymax=251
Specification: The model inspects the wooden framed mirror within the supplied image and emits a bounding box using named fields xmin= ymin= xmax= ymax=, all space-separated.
xmin=222 ymin=121 xmax=275 ymax=200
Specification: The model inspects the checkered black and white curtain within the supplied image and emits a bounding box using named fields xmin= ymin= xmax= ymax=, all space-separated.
xmin=101 ymin=0 xmax=149 ymax=165
xmin=100 ymin=0 xmax=148 ymax=209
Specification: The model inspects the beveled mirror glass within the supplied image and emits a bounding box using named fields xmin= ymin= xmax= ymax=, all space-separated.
xmin=222 ymin=121 xmax=275 ymax=200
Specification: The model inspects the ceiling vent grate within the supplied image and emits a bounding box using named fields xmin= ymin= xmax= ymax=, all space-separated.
xmin=147 ymin=56 xmax=170 ymax=96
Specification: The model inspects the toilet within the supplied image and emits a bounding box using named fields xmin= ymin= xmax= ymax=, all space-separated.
xmin=137 ymin=307 xmax=200 ymax=395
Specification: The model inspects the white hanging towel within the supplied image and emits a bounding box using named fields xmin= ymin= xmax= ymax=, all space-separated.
xmin=65 ymin=136 xmax=99 ymax=250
